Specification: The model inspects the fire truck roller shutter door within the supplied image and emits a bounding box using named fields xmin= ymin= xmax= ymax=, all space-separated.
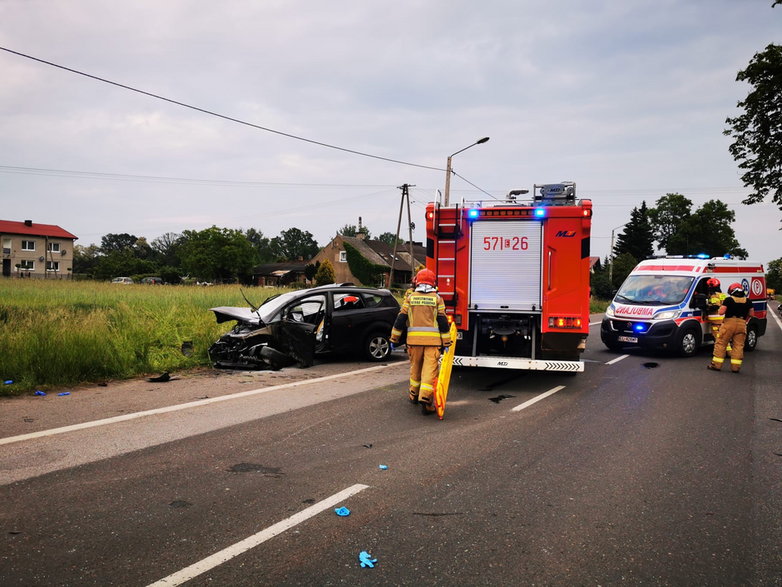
xmin=469 ymin=220 xmax=542 ymax=311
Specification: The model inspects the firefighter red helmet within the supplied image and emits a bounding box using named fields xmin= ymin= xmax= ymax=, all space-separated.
xmin=415 ymin=268 xmax=436 ymax=286
xmin=728 ymin=283 xmax=745 ymax=297
xmin=707 ymin=278 xmax=720 ymax=289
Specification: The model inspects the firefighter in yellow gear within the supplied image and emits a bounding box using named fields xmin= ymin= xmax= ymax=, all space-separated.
xmin=390 ymin=268 xmax=452 ymax=415
xmin=708 ymin=283 xmax=754 ymax=373
xmin=705 ymin=277 xmax=730 ymax=352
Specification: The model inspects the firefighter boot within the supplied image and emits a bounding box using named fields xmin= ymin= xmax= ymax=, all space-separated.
xmin=419 ymin=396 xmax=436 ymax=416
xmin=707 ymin=357 xmax=724 ymax=371
xmin=408 ymin=390 xmax=418 ymax=403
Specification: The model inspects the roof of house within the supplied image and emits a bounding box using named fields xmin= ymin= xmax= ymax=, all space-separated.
xmin=341 ymin=236 xmax=426 ymax=272
xmin=0 ymin=220 xmax=78 ymax=240
xmin=253 ymin=261 xmax=309 ymax=275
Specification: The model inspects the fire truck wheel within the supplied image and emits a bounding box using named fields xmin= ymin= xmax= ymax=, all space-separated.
xmin=744 ymin=325 xmax=758 ymax=352
xmin=676 ymin=326 xmax=701 ymax=357
xmin=364 ymin=331 xmax=392 ymax=362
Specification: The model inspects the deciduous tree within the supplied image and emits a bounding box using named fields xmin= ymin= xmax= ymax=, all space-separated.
xmin=178 ymin=226 xmax=256 ymax=283
xmin=270 ymin=228 xmax=319 ymax=261
xmin=724 ymin=43 xmax=782 ymax=214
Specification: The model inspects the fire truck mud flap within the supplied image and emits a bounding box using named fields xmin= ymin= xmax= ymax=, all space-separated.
xmin=452 ymin=356 xmax=584 ymax=372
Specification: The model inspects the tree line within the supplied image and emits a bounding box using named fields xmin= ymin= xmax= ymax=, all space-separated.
xmin=591 ymin=193 xmax=752 ymax=299
xmin=73 ymin=224 xmax=403 ymax=284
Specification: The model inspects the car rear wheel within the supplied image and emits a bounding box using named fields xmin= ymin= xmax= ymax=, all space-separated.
xmin=364 ymin=332 xmax=391 ymax=361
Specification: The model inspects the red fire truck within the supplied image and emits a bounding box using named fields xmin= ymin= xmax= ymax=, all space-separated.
xmin=425 ymin=182 xmax=592 ymax=372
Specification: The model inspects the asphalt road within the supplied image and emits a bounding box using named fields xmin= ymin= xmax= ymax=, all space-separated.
xmin=2 ymin=309 xmax=781 ymax=586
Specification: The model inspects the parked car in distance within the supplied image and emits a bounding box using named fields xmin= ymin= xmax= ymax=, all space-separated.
xmin=208 ymin=283 xmax=400 ymax=369
xmin=111 ymin=276 xmax=134 ymax=284
xmin=141 ymin=276 xmax=164 ymax=285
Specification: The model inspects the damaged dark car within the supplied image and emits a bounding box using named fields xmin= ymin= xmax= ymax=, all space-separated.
xmin=208 ymin=284 xmax=400 ymax=370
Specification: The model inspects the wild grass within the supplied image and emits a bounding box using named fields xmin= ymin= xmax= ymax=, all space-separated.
xmin=590 ymin=298 xmax=610 ymax=314
xmin=0 ymin=280 xmax=287 ymax=395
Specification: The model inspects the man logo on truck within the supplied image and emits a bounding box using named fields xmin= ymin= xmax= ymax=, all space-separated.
xmin=555 ymin=230 xmax=576 ymax=238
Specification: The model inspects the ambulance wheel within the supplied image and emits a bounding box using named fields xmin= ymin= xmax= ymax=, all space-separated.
xmin=364 ymin=331 xmax=391 ymax=362
xmin=600 ymin=333 xmax=622 ymax=352
xmin=744 ymin=325 xmax=758 ymax=352
xmin=676 ymin=326 xmax=701 ymax=357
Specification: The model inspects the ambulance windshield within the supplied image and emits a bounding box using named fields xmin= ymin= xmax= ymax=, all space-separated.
xmin=615 ymin=275 xmax=694 ymax=305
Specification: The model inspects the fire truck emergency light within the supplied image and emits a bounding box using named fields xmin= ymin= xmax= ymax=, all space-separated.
xmin=467 ymin=209 xmax=480 ymax=219
xmin=534 ymin=208 xmax=546 ymax=218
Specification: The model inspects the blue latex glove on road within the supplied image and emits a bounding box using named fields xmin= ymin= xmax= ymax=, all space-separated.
xmin=334 ymin=507 xmax=350 ymax=516
xmin=358 ymin=551 xmax=377 ymax=568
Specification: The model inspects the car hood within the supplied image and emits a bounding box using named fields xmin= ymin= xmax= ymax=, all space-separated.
xmin=210 ymin=306 xmax=263 ymax=326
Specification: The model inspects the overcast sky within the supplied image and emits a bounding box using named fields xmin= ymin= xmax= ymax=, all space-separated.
xmin=1 ymin=1 xmax=780 ymax=265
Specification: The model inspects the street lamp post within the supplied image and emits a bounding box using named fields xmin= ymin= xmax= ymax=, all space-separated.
xmin=609 ymin=222 xmax=628 ymax=286
xmin=443 ymin=137 xmax=490 ymax=207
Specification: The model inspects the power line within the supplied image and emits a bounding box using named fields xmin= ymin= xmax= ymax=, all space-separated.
xmin=0 ymin=46 xmax=444 ymax=172
xmin=0 ymin=164 xmax=392 ymax=188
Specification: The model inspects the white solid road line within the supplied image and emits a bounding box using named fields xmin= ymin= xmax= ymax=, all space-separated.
xmin=147 ymin=483 xmax=370 ymax=587
xmin=605 ymin=354 xmax=630 ymax=365
xmin=511 ymin=385 xmax=566 ymax=412
xmin=0 ymin=364 xmax=398 ymax=446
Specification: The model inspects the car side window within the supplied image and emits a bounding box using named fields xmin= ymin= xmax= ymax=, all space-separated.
xmin=334 ymin=293 xmax=364 ymax=311
xmin=360 ymin=293 xmax=383 ymax=308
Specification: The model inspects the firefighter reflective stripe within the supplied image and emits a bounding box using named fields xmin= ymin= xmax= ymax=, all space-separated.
xmin=409 ymin=295 xmax=437 ymax=307
xmin=712 ymin=356 xmax=725 ymax=364
xmin=409 ymin=326 xmax=440 ymax=333
xmin=730 ymin=359 xmax=742 ymax=366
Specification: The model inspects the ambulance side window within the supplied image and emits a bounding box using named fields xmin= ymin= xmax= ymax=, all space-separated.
xmin=691 ymin=278 xmax=710 ymax=309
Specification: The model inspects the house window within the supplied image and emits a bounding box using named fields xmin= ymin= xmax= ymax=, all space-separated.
xmin=47 ymin=242 xmax=61 ymax=253
xmin=2 ymin=238 xmax=10 ymax=255
xmin=46 ymin=261 xmax=60 ymax=272
xmin=21 ymin=240 xmax=36 ymax=251
xmin=19 ymin=260 xmax=34 ymax=270
xmin=339 ymin=250 xmax=347 ymax=263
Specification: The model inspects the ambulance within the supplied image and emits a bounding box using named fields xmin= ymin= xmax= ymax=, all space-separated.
xmin=600 ymin=256 xmax=768 ymax=356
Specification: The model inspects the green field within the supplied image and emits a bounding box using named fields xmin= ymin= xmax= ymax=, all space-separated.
xmin=0 ymin=280 xmax=287 ymax=395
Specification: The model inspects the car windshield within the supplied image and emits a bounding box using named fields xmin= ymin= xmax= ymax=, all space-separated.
xmin=257 ymin=290 xmax=301 ymax=322
xmin=615 ymin=275 xmax=694 ymax=305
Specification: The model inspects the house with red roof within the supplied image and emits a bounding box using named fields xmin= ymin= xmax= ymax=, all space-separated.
xmin=0 ymin=219 xmax=78 ymax=279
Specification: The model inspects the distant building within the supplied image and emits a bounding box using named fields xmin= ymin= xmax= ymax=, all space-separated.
xmin=252 ymin=261 xmax=309 ymax=287
xmin=0 ymin=219 xmax=78 ymax=279
xmin=310 ymin=233 xmax=426 ymax=288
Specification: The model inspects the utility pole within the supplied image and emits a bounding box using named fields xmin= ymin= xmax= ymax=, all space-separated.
xmin=389 ymin=183 xmax=416 ymax=288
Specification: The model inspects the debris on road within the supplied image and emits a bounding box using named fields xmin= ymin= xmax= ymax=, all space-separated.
xmin=358 ymin=551 xmax=377 ymax=568
xmin=334 ymin=507 xmax=351 ymax=516
xmin=148 ymin=372 xmax=171 ymax=382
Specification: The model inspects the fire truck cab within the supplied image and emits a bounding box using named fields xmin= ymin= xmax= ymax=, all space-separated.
xmin=425 ymin=182 xmax=592 ymax=372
